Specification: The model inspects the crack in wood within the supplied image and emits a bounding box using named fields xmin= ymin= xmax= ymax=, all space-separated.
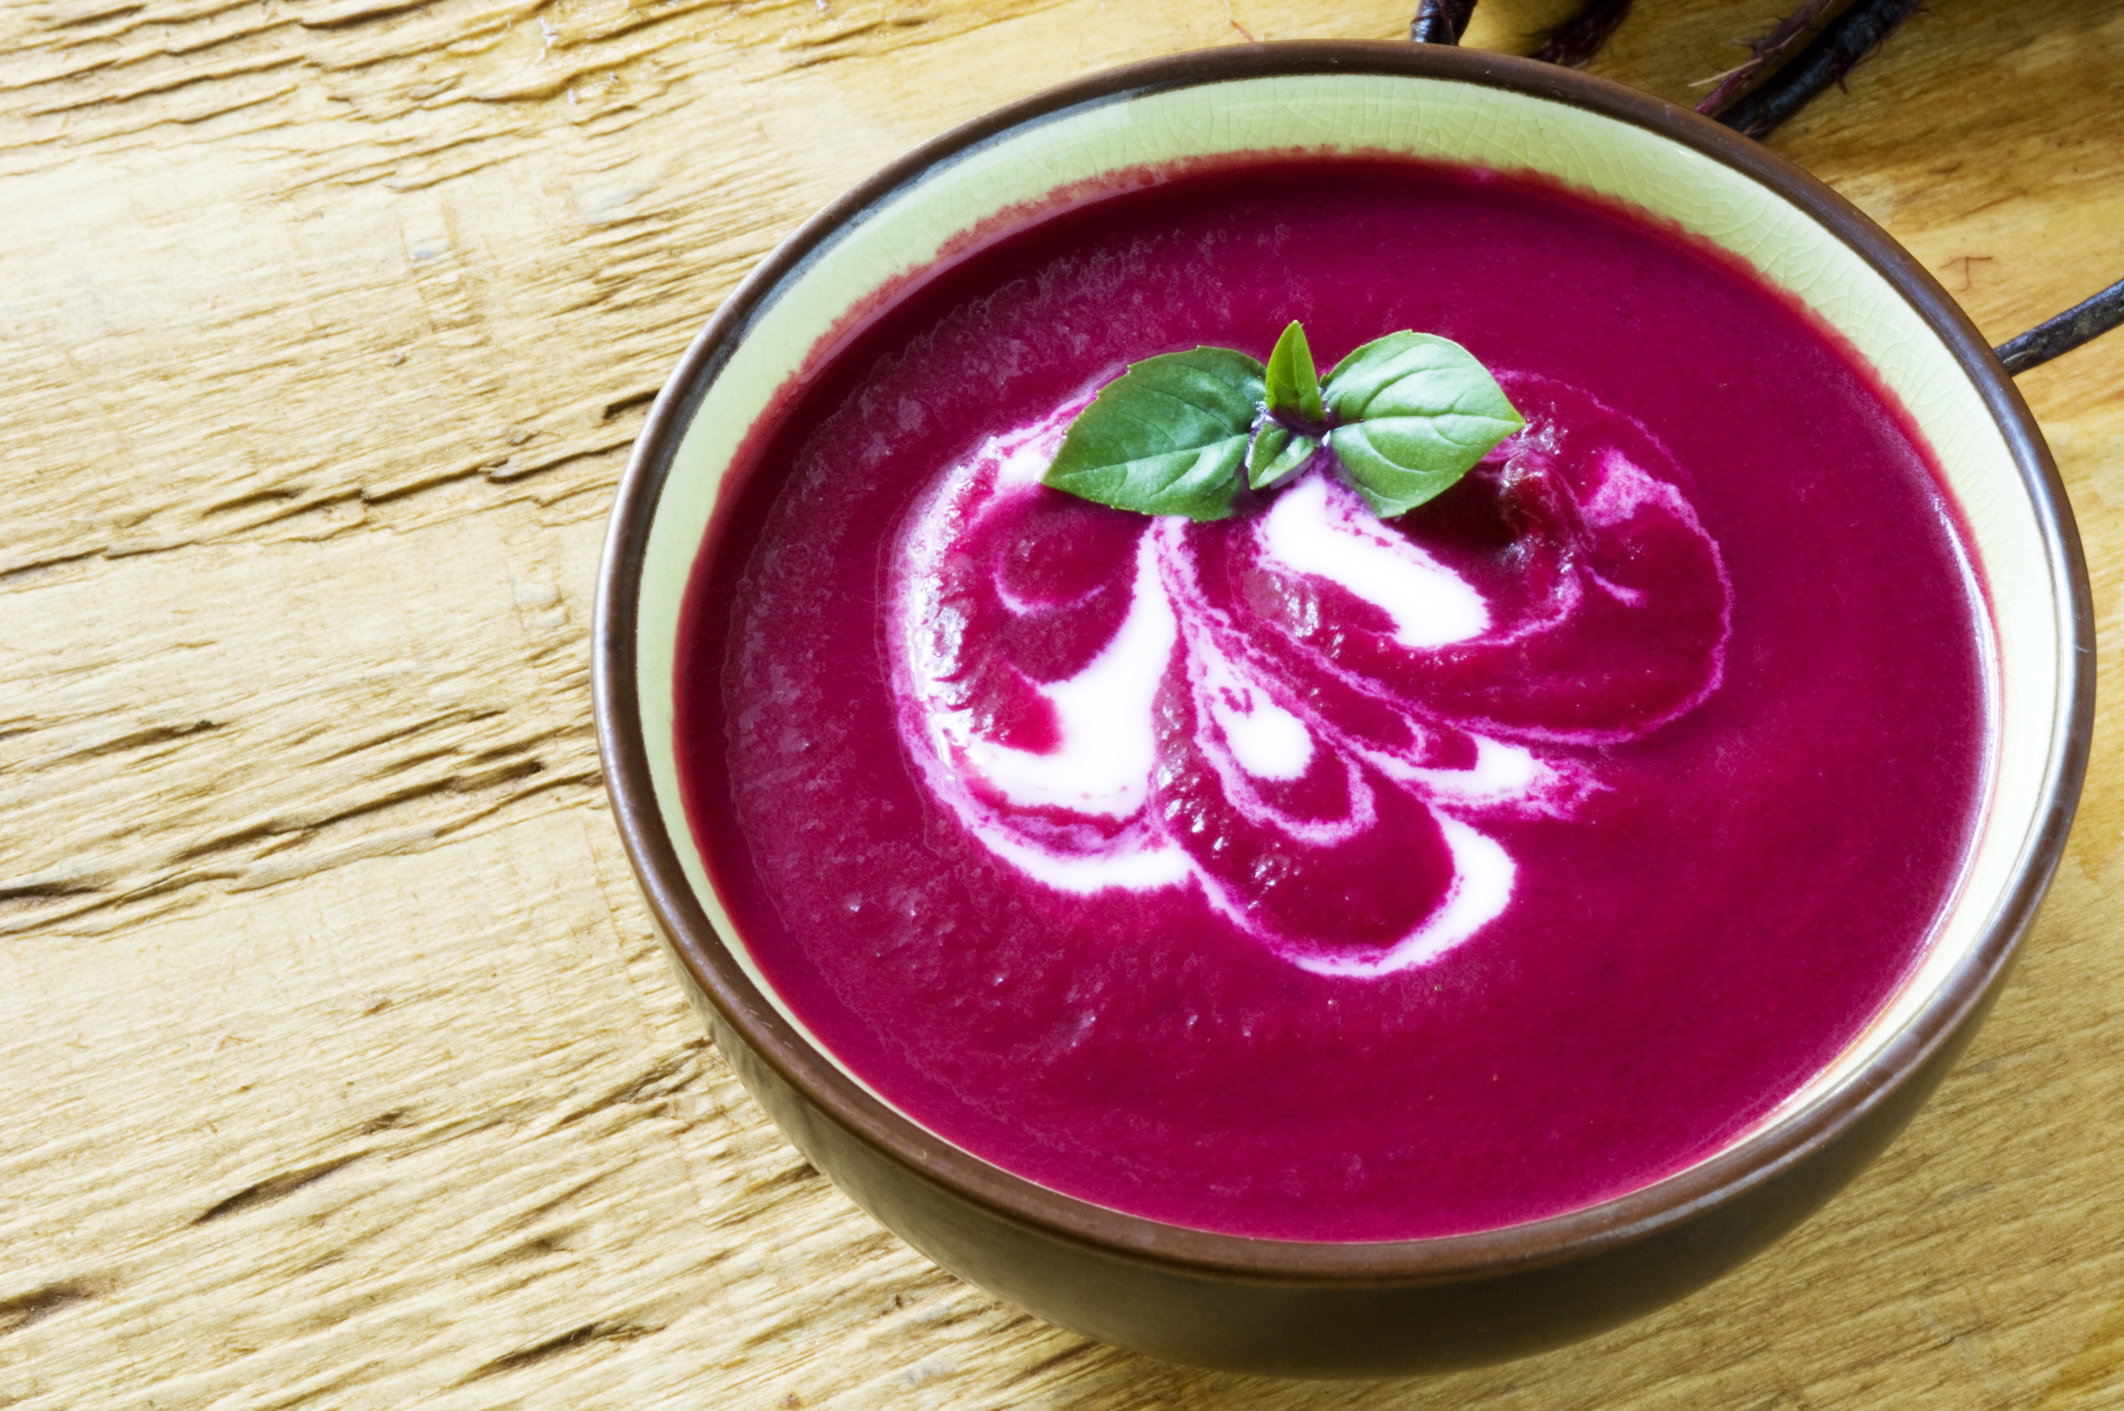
xmin=1003 ymin=1336 xmax=1097 ymax=1383
xmin=549 ymin=1040 xmax=707 ymax=1129
xmin=202 ymin=486 xmax=306 ymax=518
xmin=46 ymin=2 xmax=149 ymax=30
xmin=494 ymin=1170 xmax=618 ymax=1243
xmin=297 ymin=0 xmax=436 ymax=31
xmin=59 ymin=719 xmax=220 ymax=762
xmin=0 ymin=882 xmax=107 ymax=909
xmin=501 ymin=1232 xmax=569 ymax=1261
xmin=0 ymin=1282 xmax=96 ymax=1339
xmin=464 ymin=1320 xmax=660 ymax=1380
xmin=1 ymin=735 xmax=599 ymax=930
xmin=0 ymin=550 xmax=103 ymax=586
xmin=312 ymin=710 xmax=507 ymax=767
xmin=29 ymin=51 xmax=304 ymax=119
xmin=193 ymin=1153 xmax=366 ymax=1224
xmin=11 ymin=4 xmax=284 ymax=91
xmin=170 ymin=820 xmax=288 ymax=866
xmin=387 ymin=1102 xmax=541 ymax=1158
xmin=355 ymin=1107 xmax=413 ymax=1134
xmin=601 ymin=388 xmax=658 ymax=420
xmin=182 ymin=761 xmax=523 ymax=867
xmin=746 ymin=1159 xmax=823 ymax=1196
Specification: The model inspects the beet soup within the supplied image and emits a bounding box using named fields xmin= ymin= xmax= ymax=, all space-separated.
xmin=676 ymin=156 xmax=1991 ymax=1243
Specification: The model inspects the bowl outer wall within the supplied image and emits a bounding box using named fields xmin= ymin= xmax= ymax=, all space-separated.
xmin=591 ymin=42 xmax=2094 ymax=1372
xmin=667 ymin=928 xmax=2013 ymax=1375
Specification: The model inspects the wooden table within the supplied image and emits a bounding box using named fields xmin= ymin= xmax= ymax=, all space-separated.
xmin=5 ymin=1 xmax=2120 ymax=1404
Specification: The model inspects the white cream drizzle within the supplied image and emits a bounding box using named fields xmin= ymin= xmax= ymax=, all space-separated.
xmin=1260 ymin=474 xmax=1490 ymax=648
xmin=888 ymin=391 xmax=1726 ymax=975
xmin=961 ymin=533 xmax=1174 ymax=818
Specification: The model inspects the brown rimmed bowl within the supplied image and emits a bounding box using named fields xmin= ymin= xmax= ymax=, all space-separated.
xmin=593 ymin=42 xmax=2092 ymax=1377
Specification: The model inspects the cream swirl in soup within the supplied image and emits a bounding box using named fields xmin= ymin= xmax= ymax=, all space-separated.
xmin=892 ymin=380 xmax=1731 ymax=975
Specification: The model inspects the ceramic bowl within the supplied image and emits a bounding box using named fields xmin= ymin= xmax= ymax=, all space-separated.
xmin=593 ymin=43 xmax=2091 ymax=1376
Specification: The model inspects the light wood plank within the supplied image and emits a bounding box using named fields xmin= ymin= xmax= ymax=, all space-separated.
xmin=5 ymin=1 xmax=2123 ymax=1406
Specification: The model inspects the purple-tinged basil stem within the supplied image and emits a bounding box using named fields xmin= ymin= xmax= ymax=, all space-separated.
xmin=1410 ymin=0 xmax=1476 ymax=44
xmin=1996 ymin=276 xmax=2124 ymax=376
xmin=1532 ymin=0 xmax=1634 ymax=68
xmin=1695 ymin=0 xmax=1839 ymax=115
xmin=1717 ymin=0 xmax=1919 ymax=139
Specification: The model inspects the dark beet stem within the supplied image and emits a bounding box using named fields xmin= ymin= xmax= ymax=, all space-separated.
xmin=1532 ymin=0 xmax=1635 ymax=68
xmin=1696 ymin=0 xmax=1838 ymax=115
xmin=1410 ymin=0 xmax=1476 ymax=44
xmin=1717 ymin=0 xmax=1918 ymax=139
xmin=1996 ymin=276 xmax=2124 ymax=375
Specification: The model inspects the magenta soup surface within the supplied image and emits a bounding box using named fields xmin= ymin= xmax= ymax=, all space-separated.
xmin=674 ymin=155 xmax=1991 ymax=1242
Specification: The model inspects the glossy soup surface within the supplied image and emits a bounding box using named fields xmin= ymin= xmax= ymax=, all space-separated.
xmin=677 ymin=157 xmax=1990 ymax=1241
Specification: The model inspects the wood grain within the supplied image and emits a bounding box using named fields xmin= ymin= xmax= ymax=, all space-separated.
xmin=4 ymin=1 xmax=2121 ymax=1406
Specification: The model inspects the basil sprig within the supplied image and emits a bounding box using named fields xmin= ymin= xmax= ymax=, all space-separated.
xmin=1042 ymin=320 xmax=1523 ymax=521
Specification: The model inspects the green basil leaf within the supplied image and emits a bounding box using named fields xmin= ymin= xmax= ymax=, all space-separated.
xmin=1247 ymin=421 xmax=1321 ymax=490
xmin=1042 ymin=348 xmax=1265 ymax=521
xmin=1322 ymin=332 xmax=1525 ymax=517
xmin=1263 ymin=319 xmax=1325 ymax=425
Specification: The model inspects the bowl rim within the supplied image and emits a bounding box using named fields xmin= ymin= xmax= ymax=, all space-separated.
xmin=593 ymin=39 xmax=2093 ymax=1282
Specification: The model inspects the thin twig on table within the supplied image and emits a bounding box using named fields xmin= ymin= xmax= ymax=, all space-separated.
xmin=1695 ymin=0 xmax=1839 ymax=115
xmin=1716 ymin=0 xmax=1919 ymax=139
xmin=1410 ymin=0 xmax=1475 ymax=44
xmin=1997 ymin=277 xmax=2124 ymax=375
xmin=1533 ymin=0 xmax=1634 ymax=68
